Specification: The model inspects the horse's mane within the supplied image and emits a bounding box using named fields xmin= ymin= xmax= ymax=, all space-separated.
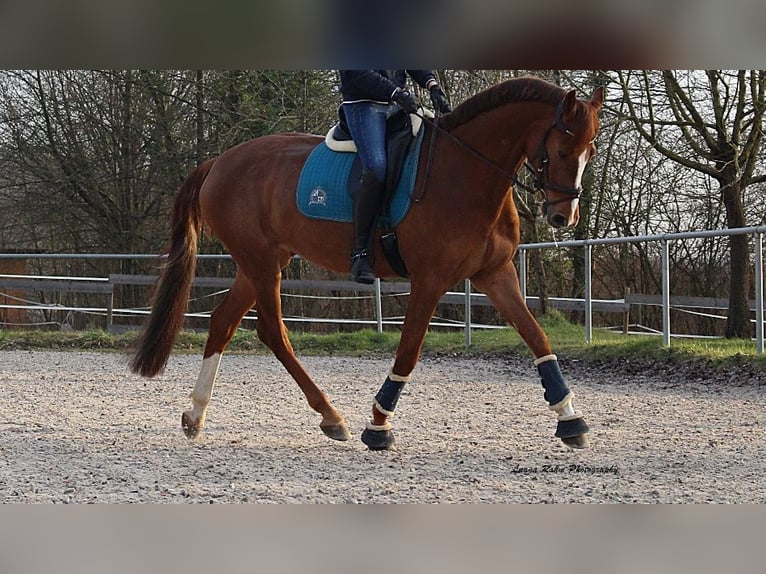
xmin=441 ymin=77 xmax=567 ymax=131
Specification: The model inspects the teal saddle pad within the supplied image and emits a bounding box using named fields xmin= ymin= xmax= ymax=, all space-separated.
xmin=296 ymin=127 xmax=424 ymax=227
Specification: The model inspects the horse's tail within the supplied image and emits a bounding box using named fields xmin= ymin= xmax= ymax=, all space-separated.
xmin=130 ymin=158 xmax=216 ymax=377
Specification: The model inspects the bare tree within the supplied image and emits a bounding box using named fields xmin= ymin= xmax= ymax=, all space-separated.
xmin=0 ymin=70 xmax=201 ymax=256
xmin=617 ymin=70 xmax=766 ymax=338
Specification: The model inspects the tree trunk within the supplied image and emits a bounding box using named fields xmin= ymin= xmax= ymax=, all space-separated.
xmin=569 ymin=164 xmax=593 ymax=323
xmin=722 ymin=179 xmax=752 ymax=338
xmin=195 ymin=70 xmax=205 ymax=165
xmin=527 ymin=220 xmax=549 ymax=315
xmin=569 ymin=70 xmax=606 ymax=323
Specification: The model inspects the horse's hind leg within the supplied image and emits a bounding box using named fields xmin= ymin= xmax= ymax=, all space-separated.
xmin=182 ymin=272 xmax=256 ymax=438
xmin=361 ymin=282 xmax=445 ymax=450
xmin=471 ymin=262 xmax=590 ymax=449
xmin=245 ymin=261 xmax=350 ymax=442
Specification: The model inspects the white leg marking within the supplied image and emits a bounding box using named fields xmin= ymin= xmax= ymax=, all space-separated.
xmin=189 ymin=353 xmax=222 ymax=421
xmin=553 ymin=395 xmax=583 ymax=421
xmin=549 ymin=391 xmax=574 ymax=412
xmin=557 ymin=401 xmax=580 ymax=421
xmin=559 ymin=402 xmax=576 ymax=417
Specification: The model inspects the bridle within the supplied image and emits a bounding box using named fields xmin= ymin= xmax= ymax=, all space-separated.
xmin=415 ymin=95 xmax=584 ymax=212
xmin=512 ymin=96 xmax=583 ymax=210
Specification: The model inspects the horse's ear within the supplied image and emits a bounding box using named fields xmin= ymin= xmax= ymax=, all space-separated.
xmin=589 ymin=86 xmax=605 ymax=111
xmin=562 ymin=89 xmax=578 ymax=120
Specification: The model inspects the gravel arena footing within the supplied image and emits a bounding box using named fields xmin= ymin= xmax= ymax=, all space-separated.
xmin=0 ymin=350 xmax=764 ymax=503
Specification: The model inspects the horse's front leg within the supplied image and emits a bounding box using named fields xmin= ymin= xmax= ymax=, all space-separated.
xmin=471 ymin=262 xmax=590 ymax=448
xmin=361 ymin=282 xmax=444 ymax=451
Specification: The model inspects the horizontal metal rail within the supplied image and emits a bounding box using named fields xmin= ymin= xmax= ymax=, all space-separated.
xmin=518 ymin=226 xmax=766 ymax=353
xmin=2 ymin=226 xmax=764 ymax=352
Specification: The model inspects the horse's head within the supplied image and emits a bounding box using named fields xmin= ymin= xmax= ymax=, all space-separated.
xmin=527 ymin=86 xmax=604 ymax=229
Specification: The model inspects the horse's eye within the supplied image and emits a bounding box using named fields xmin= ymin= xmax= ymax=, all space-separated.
xmin=557 ymin=150 xmax=567 ymax=159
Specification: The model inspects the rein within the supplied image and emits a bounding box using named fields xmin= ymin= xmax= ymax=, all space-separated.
xmin=414 ymin=107 xmax=441 ymax=203
xmin=415 ymin=95 xmax=582 ymax=210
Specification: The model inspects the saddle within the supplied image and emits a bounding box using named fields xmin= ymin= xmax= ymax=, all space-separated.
xmin=326 ymin=106 xmax=427 ymax=207
xmin=296 ymin=107 xmax=431 ymax=278
xmin=326 ymin=107 xmax=426 ymax=152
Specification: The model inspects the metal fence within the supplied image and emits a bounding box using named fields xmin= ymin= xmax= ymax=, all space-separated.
xmin=0 ymin=254 xmax=496 ymax=347
xmin=2 ymin=225 xmax=765 ymax=353
xmin=518 ymin=225 xmax=766 ymax=354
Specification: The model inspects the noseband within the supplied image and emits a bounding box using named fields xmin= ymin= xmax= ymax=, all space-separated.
xmin=514 ymin=97 xmax=583 ymax=210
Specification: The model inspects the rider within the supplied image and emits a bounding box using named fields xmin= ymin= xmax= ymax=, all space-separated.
xmin=339 ymin=70 xmax=451 ymax=284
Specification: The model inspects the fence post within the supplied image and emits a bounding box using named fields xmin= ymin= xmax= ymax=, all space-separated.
xmin=623 ymin=287 xmax=631 ymax=335
xmin=518 ymin=249 xmax=527 ymax=303
xmin=374 ymin=278 xmax=383 ymax=334
xmin=106 ymin=288 xmax=114 ymax=332
xmin=755 ymin=232 xmax=764 ymax=354
xmin=464 ymin=279 xmax=472 ymax=349
xmin=661 ymin=239 xmax=671 ymax=347
xmin=584 ymin=241 xmax=592 ymax=344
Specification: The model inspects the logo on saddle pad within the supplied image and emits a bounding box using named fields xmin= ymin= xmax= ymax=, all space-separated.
xmin=309 ymin=186 xmax=328 ymax=207
xmin=295 ymin=128 xmax=425 ymax=227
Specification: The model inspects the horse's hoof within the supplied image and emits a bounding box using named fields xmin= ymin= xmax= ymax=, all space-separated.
xmin=561 ymin=433 xmax=589 ymax=449
xmin=320 ymin=422 xmax=351 ymax=441
xmin=361 ymin=428 xmax=395 ymax=451
xmin=181 ymin=411 xmax=202 ymax=439
xmin=555 ymin=416 xmax=590 ymax=449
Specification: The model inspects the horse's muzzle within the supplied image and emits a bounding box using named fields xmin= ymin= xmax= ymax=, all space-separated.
xmin=545 ymin=201 xmax=580 ymax=229
xmin=547 ymin=211 xmax=569 ymax=229
xmin=541 ymin=187 xmax=581 ymax=229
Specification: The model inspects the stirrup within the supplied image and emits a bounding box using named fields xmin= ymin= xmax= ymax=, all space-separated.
xmin=351 ymin=250 xmax=375 ymax=284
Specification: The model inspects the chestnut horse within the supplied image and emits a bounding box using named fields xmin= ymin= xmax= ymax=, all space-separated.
xmin=130 ymin=77 xmax=604 ymax=450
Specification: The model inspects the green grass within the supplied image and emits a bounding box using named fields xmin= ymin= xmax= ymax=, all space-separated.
xmin=1 ymin=311 xmax=765 ymax=372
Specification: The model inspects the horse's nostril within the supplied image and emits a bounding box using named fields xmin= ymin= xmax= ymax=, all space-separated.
xmin=549 ymin=213 xmax=567 ymax=228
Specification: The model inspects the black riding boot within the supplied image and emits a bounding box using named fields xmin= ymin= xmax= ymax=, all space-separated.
xmin=351 ymin=172 xmax=385 ymax=284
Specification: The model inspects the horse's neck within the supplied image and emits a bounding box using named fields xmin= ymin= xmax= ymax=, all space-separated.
xmin=449 ymin=102 xmax=544 ymax=185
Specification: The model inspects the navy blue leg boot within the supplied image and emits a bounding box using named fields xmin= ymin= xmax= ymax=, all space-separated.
xmin=361 ymin=372 xmax=408 ymax=450
xmin=535 ymin=354 xmax=590 ymax=447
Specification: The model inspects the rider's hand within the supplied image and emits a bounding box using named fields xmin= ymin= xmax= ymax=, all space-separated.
xmin=392 ymin=88 xmax=418 ymax=114
xmin=429 ymin=85 xmax=451 ymax=114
